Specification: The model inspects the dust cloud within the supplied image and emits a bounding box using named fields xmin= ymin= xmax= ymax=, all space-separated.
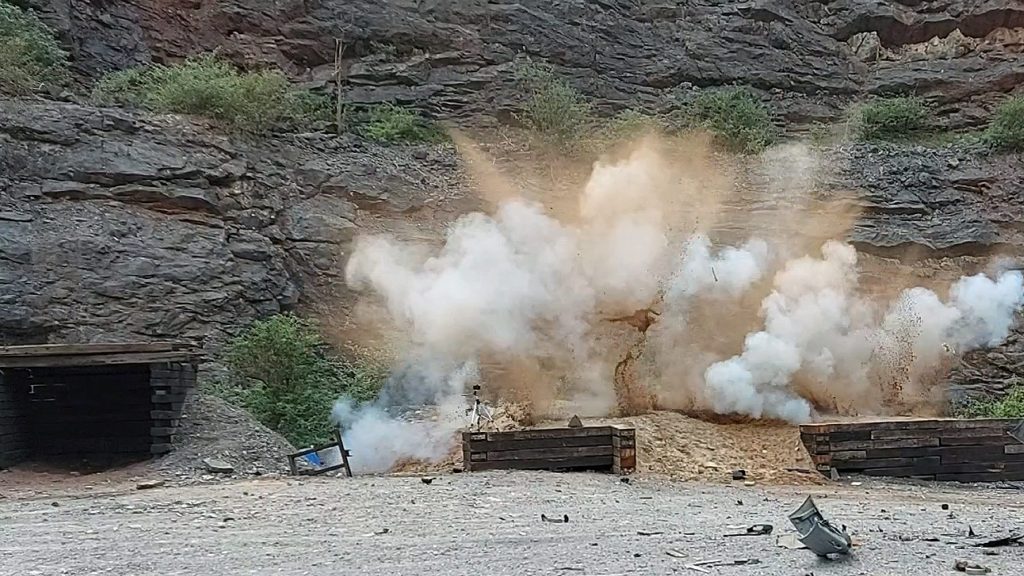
xmin=333 ymin=134 xmax=1024 ymax=472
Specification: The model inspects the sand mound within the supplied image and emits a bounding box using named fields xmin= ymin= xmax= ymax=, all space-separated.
xmin=396 ymin=409 xmax=823 ymax=485
xmin=589 ymin=411 xmax=822 ymax=484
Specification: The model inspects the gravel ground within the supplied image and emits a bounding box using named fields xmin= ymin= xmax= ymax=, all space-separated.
xmin=1 ymin=472 xmax=1022 ymax=576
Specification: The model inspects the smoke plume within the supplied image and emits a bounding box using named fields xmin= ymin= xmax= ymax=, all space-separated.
xmin=334 ymin=136 xmax=1024 ymax=472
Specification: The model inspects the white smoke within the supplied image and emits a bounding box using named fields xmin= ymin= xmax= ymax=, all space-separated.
xmin=666 ymin=234 xmax=771 ymax=302
xmin=704 ymin=241 xmax=1024 ymax=423
xmin=337 ymin=141 xmax=1024 ymax=469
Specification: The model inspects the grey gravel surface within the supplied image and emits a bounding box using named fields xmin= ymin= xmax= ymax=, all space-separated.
xmin=1 ymin=472 xmax=1022 ymax=576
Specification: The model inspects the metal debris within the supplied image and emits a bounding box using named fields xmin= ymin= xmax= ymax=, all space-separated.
xmin=637 ymin=530 xmax=664 ymax=536
xmin=724 ymin=524 xmax=773 ymax=537
xmin=788 ymin=496 xmax=852 ymax=557
xmin=136 ymin=480 xmax=165 ymax=490
xmin=541 ymin=514 xmax=570 ymax=524
xmin=975 ymin=534 xmax=1022 ymax=548
xmin=421 ymin=477 xmax=434 ymax=485
xmin=776 ymin=533 xmax=807 ymax=550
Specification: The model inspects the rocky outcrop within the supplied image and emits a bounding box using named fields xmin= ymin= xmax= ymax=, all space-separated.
xmin=0 ymin=98 xmax=468 ymax=350
xmin=26 ymin=0 xmax=1024 ymax=130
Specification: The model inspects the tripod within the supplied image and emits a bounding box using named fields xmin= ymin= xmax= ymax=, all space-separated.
xmin=467 ymin=384 xmax=494 ymax=430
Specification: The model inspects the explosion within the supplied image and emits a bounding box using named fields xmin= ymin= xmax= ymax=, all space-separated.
xmin=333 ymin=135 xmax=1024 ymax=473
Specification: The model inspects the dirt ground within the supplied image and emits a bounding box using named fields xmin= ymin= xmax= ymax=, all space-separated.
xmin=2 ymin=471 xmax=1022 ymax=576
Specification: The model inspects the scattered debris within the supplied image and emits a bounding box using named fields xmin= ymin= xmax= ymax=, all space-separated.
xmin=203 ymin=458 xmax=235 ymax=474
xmin=136 ymin=480 xmax=165 ymax=490
xmin=666 ymin=549 xmax=687 ymax=558
xmin=421 ymin=477 xmax=434 ymax=485
xmin=620 ymin=477 xmax=630 ymax=484
xmin=788 ymin=496 xmax=852 ymax=557
xmin=637 ymin=530 xmax=664 ymax=536
xmin=850 ymin=482 xmax=862 ymax=487
xmin=373 ymin=528 xmax=390 ymax=536
xmin=942 ymin=504 xmax=950 ymax=510
xmin=541 ymin=514 xmax=570 ymax=524
xmin=829 ymin=468 xmax=840 ymax=481
xmin=568 ymin=415 xmax=583 ymax=428
xmin=731 ymin=469 xmax=747 ymax=481
xmin=776 ymin=533 xmax=807 ymax=550
xmin=724 ymin=524 xmax=773 ymax=537
xmin=684 ymin=558 xmax=761 ymax=572
xmin=975 ymin=534 xmax=1022 ymax=548
xmin=743 ymin=481 xmax=756 ymax=487
xmin=954 ymin=560 xmax=991 ymax=574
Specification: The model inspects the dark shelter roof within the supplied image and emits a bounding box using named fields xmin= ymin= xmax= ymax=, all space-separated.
xmin=0 ymin=343 xmax=193 ymax=368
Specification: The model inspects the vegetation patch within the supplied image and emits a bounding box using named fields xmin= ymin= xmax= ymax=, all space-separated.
xmin=954 ymin=384 xmax=1024 ymax=419
xmin=514 ymin=57 xmax=592 ymax=147
xmin=679 ymin=87 xmax=776 ymax=154
xmin=92 ymin=54 xmax=331 ymax=133
xmin=209 ymin=313 xmax=389 ymax=447
xmin=0 ymin=0 xmax=68 ymax=95
xmin=983 ymin=96 xmax=1024 ymax=152
xmin=357 ymin=103 xmax=445 ymax=143
xmin=856 ymin=96 xmax=930 ymax=142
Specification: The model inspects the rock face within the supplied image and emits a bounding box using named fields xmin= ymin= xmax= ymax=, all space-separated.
xmin=26 ymin=0 xmax=1024 ymax=128
xmin=4 ymin=0 xmax=1024 ymax=400
xmin=0 ymin=99 xmax=467 ymax=350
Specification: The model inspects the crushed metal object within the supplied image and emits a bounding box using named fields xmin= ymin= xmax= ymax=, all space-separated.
xmin=724 ymin=524 xmax=773 ymax=537
xmin=788 ymin=496 xmax=852 ymax=557
xmin=541 ymin=514 xmax=570 ymax=524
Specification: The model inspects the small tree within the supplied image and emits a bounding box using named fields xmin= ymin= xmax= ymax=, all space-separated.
xmin=220 ymin=314 xmax=388 ymax=446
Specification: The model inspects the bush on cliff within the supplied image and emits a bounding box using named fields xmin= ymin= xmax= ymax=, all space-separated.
xmin=954 ymin=384 xmax=1024 ymax=419
xmin=212 ymin=313 xmax=388 ymax=447
xmin=680 ymin=87 xmax=776 ymax=153
xmin=514 ymin=58 xmax=592 ymax=147
xmin=0 ymin=0 xmax=68 ymax=94
xmin=358 ymin=103 xmax=446 ymax=143
xmin=92 ymin=54 xmax=330 ymax=133
xmin=984 ymin=96 xmax=1024 ymax=152
xmin=857 ymin=96 xmax=930 ymax=141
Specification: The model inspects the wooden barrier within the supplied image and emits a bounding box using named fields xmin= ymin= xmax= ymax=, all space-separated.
xmin=800 ymin=418 xmax=1024 ymax=482
xmin=463 ymin=425 xmax=636 ymax=474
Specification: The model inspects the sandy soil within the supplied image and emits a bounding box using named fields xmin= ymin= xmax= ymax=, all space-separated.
xmin=1 ymin=471 xmax=1022 ymax=576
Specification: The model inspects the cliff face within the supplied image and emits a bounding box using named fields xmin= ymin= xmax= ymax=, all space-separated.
xmin=24 ymin=0 xmax=1024 ymax=126
xmin=3 ymin=1 xmax=1024 ymax=397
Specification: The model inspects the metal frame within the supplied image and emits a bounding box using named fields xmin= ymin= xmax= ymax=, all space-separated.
xmin=287 ymin=430 xmax=353 ymax=477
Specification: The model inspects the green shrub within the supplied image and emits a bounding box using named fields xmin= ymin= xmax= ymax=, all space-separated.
xmin=954 ymin=385 xmax=1024 ymax=419
xmin=514 ymin=58 xmax=591 ymax=146
xmin=0 ymin=0 xmax=68 ymax=94
xmin=92 ymin=54 xmax=331 ymax=133
xmin=857 ymin=96 xmax=930 ymax=141
xmin=983 ymin=96 xmax=1024 ymax=152
xmin=682 ymin=87 xmax=775 ymax=153
xmin=358 ymin=103 xmax=444 ymax=143
xmin=218 ymin=313 xmax=389 ymax=447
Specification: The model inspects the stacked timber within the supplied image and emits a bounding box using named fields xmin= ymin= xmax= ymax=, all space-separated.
xmin=463 ymin=425 xmax=636 ymax=474
xmin=801 ymin=418 xmax=1024 ymax=482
